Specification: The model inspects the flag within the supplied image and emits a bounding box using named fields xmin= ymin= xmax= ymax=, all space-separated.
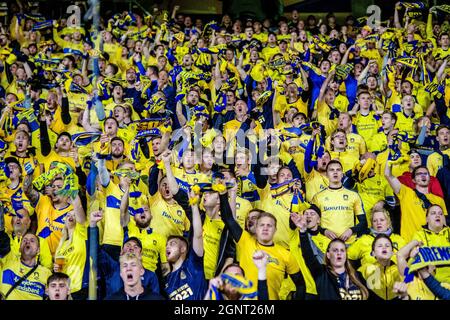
xmin=434 ymin=4 xmax=450 ymax=14
xmin=214 ymin=92 xmax=227 ymax=114
xmin=133 ymin=117 xmax=168 ymax=132
xmin=335 ymin=64 xmax=354 ymax=81
xmin=135 ymin=128 xmax=161 ymax=140
xmin=399 ymin=1 xmax=425 ymax=9
xmin=72 ymin=132 xmax=102 ymax=147
xmin=394 ymin=56 xmax=419 ymax=69
xmin=32 ymin=20 xmax=54 ymax=31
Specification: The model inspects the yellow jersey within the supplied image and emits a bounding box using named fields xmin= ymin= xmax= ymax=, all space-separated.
xmin=353 ymin=111 xmax=380 ymax=144
xmin=55 ymin=222 xmax=87 ymax=293
xmin=328 ymin=150 xmax=359 ymax=173
xmin=202 ymin=216 xmax=225 ymax=280
xmin=316 ymin=100 xmax=338 ymax=136
xmin=235 ymin=196 xmax=253 ymax=229
xmin=397 ymin=184 xmax=448 ymax=241
xmin=427 ymin=149 xmax=450 ymax=177
xmin=101 ymin=181 xmax=125 ymax=246
xmin=236 ymin=231 xmax=300 ymax=300
xmin=360 ymin=262 xmax=402 ymax=300
xmin=0 ymin=253 xmax=52 ymax=300
xmin=35 ymin=195 xmax=74 ymax=255
xmin=149 ymin=193 xmax=191 ymax=240
xmin=312 ymin=186 xmax=365 ymax=243
xmin=126 ymin=220 xmax=167 ymax=272
xmin=395 ymin=111 xmax=421 ymax=138
xmin=356 ymin=174 xmax=394 ymax=224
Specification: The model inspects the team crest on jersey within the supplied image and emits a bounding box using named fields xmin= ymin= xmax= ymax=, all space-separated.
xmin=180 ymin=271 xmax=186 ymax=280
xmin=350 ymin=138 xmax=355 ymax=143
xmin=177 ymin=210 xmax=182 ymax=217
xmin=153 ymin=240 xmax=157 ymax=246
xmin=343 ymin=195 xmax=348 ymax=200
xmin=377 ymin=181 xmax=381 ymax=185
xmin=33 ymin=272 xmax=39 ymax=280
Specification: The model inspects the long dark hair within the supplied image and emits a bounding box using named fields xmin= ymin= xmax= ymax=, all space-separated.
xmin=325 ymin=239 xmax=369 ymax=300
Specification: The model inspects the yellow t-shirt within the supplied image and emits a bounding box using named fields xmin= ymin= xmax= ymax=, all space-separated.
xmin=149 ymin=193 xmax=190 ymax=240
xmin=312 ymin=186 xmax=365 ymax=243
xmin=235 ymin=196 xmax=253 ymax=229
xmin=127 ymin=220 xmax=167 ymax=272
xmin=316 ymin=100 xmax=338 ymax=136
xmin=259 ymin=191 xmax=307 ymax=249
xmin=356 ymin=174 xmax=394 ymax=225
xmin=353 ymin=111 xmax=380 ymax=144
xmin=236 ymin=231 xmax=300 ymax=300
xmin=55 ymin=222 xmax=87 ymax=293
xmin=427 ymin=149 xmax=450 ymax=177
xmin=101 ymin=181 xmax=125 ymax=246
xmin=202 ymin=216 xmax=225 ymax=279
xmin=35 ymin=195 xmax=74 ymax=255
xmin=0 ymin=253 xmax=52 ymax=300
xmin=328 ymin=150 xmax=359 ymax=173
xmin=360 ymin=262 xmax=402 ymax=300
xmin=395 ymin=111 xmax=421 ymax=138
xmin=397 ymin=184 xmax=448 ymax=242
xmin=301 ymin=168 xmax=329 ymax=203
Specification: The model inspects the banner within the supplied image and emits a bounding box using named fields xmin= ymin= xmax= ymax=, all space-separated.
xmin=408 ymin=246 xmax=450 ymax=272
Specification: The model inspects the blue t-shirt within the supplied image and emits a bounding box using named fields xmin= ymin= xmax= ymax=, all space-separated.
xmin=164 ymin=249 xmax=207 ymax=300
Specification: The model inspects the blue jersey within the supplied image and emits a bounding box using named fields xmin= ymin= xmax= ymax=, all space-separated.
xmin=164 ymin=249 xmax=207 ymax=300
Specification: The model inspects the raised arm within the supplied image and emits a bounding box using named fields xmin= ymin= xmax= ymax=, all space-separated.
xmin=96 ymin=155 xmax=110 ymax=188
xmin=176 ymin=100 xmax=187 ymax=127
xmin=292 ymin=213 xmax=324 ymax=279
xmin=72 ymin=194 xmax=86 ymax=225
xmin=384 ymin=160 xmax=401 ymax=195
xmin=190 ymin=192 xmax=204 ymax=257
xmin=161 ymin=149 xmax=179 ymax=196
xmin=219 ymin=189 xmax=243 ymax=242
xmin=23 ymin=172 xmax=40 ymax=207
xmin=120 ymin=178 xmax=131 ymax=228
xmin=396 ymin=239 xmax=421 ymax=277
xmin=252 ymin=250 xmax=269 ymax=300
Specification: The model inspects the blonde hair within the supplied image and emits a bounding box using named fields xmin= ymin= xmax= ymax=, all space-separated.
xmin=120 ymin=252 xmax=143 ymax=268
xmin=370 ymin=208 xmax=392 ymax=229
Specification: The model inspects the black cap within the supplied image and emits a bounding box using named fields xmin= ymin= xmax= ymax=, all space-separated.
xmin=4 ymin=157 xmax=22 ymax=173
xmin=306 ymin=204 xmax=321 ymax=217
xmin=123 ymin=237 xmax=142 ymax=250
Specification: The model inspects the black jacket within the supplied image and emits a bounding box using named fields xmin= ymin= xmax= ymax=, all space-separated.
xmin=105 ymin=288 xmax=165 ymax=300
xmin=299 ymin=231 xmax=367 ymax=300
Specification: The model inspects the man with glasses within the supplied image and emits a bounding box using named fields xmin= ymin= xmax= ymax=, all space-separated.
xmin=384 ymin=162 xmax=448 ymax=241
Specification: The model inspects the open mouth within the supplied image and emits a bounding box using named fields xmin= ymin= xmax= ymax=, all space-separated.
xmin=54 ymin=293 xmax=60 ymax=299
xmin=126 ymin=273 xmax=133 ymax=280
